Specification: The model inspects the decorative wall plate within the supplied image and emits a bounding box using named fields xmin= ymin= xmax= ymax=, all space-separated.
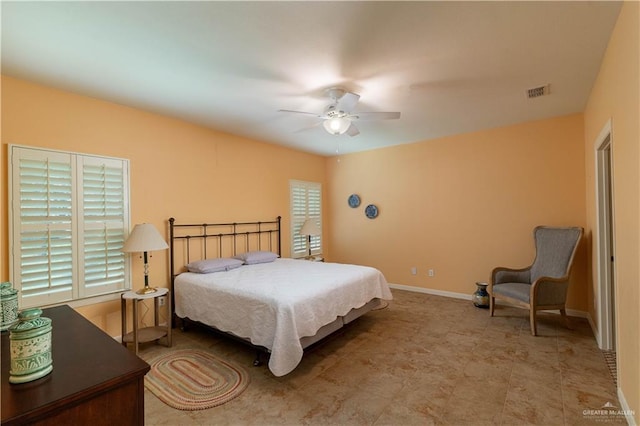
xmin=348 ymin=194 xmax=361 ymax=208
xmin=365 ymin=204 xmax=379 ymax=219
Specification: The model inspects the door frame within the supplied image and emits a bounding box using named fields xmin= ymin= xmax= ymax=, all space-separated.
xmin=594 ymin=119 xmax=616 ymax=351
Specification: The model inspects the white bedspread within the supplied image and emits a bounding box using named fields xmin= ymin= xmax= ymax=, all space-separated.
xmin=174 ymin=258 xmax=392 ymax=376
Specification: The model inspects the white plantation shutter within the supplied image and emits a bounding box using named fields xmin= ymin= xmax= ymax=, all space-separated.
xmin=20 ymin=228 xmax=74 ymax=301
xmin=10 ymin=146 xmax=130 ymax=308
xmin=13 ymin=150 xmax=75 ymax=305
xmin=290 ymin=184 xmax=308 ymax=256
xmin=79 ymin=157 xmax=127 ymax=297
xmin=290 ymin=180 xmax=322 ymax=258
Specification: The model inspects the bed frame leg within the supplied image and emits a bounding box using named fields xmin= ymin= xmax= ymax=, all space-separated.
xmin=253 ymin=351 xmax=263 ymax=366
xmin=176 ymin=316 xmax=188 ymax=332
xmin=172 ymin=314 xmax=184 ymax=330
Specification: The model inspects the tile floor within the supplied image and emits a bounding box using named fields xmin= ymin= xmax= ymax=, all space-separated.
xmin=140 ymin=289 xmax=625 ymax=425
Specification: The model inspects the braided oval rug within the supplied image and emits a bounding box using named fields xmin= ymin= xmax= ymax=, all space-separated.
xmin=145 ymin=349 xmax=250 ymax=410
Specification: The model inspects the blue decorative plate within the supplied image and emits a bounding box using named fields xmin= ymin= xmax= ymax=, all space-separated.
xmin=348 ymin=194 xmax=361 ymax=208
xmin=365 ymin=204 xmax=378 ymax=219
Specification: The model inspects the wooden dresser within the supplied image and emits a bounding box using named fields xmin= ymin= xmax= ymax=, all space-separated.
xmin=1 ymin=305 xmax=150 ymax=425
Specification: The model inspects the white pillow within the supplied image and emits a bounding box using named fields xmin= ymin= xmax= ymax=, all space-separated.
xmin=233 ymin=251 xmax=278 ymax=265
xmin=186 ymin=258 xmax=244 ymax=274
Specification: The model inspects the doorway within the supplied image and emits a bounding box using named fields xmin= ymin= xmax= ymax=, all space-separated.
xmin=595 ymin=120 xmax=616 ymax=354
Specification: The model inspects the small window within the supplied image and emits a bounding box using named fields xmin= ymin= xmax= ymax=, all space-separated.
xmin=289 ymin=180 xmax=322 ymax=258
xmin=10 ymin=145 xmax=130 ymax=308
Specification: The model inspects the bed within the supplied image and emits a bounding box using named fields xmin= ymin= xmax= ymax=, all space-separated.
xmin=168 ymin=217 xmax=393 ymax=376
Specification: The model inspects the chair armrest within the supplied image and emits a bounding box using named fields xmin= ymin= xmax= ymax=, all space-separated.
xmin=530 ymin=276 xmax=570 ymax=306
xmin=491 ymin=266 xmax=531 ymax=285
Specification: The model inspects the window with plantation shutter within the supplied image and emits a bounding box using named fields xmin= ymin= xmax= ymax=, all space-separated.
xmin=79 ymin=157 xmax=127 ymax=297
xmin=289 ymin=180 xmax=322 ymax=258
xmin=14 ymin=151 xmax=75 ymax=305
xmin=10 ymin=146 xmax=130 ymax=308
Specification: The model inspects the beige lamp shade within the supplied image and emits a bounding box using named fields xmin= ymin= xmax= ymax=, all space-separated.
xmin=300 ymin=219 xmax=320 ymax=236
xmin=122 ymin=223 xmax=169 ymax=253
xmin=122 ymin=223 xmax=168 ymax=295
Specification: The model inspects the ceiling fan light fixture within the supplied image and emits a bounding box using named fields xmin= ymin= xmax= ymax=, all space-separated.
xmin=280 ymin=89 xmax=399 ymax=137
xmin=323 ymin=117 xmax=351 ymax=135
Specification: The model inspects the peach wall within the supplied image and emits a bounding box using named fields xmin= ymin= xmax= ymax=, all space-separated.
xmin=326 ymin=114 xmax=588 ymax=310
xmin=1 ymin=75 xmax=327 ymax=336
xmin=584 ymin=1 xmax=639 ymax=421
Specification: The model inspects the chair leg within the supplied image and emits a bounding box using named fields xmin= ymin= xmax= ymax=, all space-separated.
xmin=560 ymin=308 xmax=572 ymax=330
xmin=530 ymin=307 xmax=537 ymax=336
xmin=490 ymin=295 xmax=495 ymax=317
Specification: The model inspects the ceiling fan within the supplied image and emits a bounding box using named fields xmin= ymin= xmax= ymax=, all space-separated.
xmin=278 ymin=88 xmax=400 ymax=137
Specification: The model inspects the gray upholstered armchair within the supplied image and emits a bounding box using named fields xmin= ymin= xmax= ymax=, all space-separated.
xmin=489 ymin=226 xmax=583 ymax=336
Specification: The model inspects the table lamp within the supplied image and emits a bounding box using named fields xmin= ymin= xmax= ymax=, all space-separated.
xmin=122 ymin=223 xmax=169 ymax=294
xmin=299 ymin=219 xmax=320 ymax=259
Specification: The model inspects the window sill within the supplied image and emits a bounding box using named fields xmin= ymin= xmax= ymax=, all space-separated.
xmin=30 ymin=291 xmax=129 ymax=310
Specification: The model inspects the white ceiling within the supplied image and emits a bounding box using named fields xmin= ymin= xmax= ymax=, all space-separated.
xmin=1 ymin=1 xmax=622 ymax=156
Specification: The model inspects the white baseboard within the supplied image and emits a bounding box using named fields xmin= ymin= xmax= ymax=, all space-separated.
xmin=617 ymin=387 xmax=637 ymax=426
xmin=388 ymin=283 xmax=589 ymax=318
xmin=388 ymin=283 xmax=472 ymax=301
xmin=587 ymin=312 xmax=602 ymax=347
xmin=565 ymin=307 xmax=589 ymax=319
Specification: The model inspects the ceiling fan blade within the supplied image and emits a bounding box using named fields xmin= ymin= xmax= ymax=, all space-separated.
xmin=278 ymin=109 xmax=323 ymax=118
xmin=337 ymin=92 xmax=360 ymax=113
xmin=350 ymin=111 xmax=401 ymax=121
xmin=294 ymin=121 xmax=323 ymax=133
xmin=346 ymin=122 xmax=360 ymax=137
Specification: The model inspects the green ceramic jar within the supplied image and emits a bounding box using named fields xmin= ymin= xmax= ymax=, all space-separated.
xmin=0 ymin=282 xmax=19 ymax=332
xmin=9 ymin=308 xmax=53 ymax=384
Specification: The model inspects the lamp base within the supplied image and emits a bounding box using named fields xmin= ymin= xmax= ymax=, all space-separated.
xmin=136 ymin=285 xmax=157 ymax=295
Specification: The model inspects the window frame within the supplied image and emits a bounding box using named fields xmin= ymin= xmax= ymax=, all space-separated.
xmin=289 ymin=179 xmax=322 ymax=259
xmin=9 ymin=145 xmax=131 ymax=309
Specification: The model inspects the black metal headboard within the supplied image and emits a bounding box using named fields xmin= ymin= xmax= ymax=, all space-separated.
xmin=167 ymin=216 xmax=281 ymax=319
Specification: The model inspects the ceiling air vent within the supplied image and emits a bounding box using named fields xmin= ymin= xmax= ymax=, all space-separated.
xmin=526 ymin=84 xmax=550 ymax=99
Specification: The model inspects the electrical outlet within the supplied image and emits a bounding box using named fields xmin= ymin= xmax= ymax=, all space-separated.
xmin=410 ymin=267 xmax=417 ymax=275
xmin=158 ymin=296 xmax=165 ymax=306
xmin=428 ymin=269 xmax=435 ymax=277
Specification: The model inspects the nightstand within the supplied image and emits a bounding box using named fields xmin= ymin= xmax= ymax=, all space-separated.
xmin=300 ymin=255 xmax=324 ymax=262
xmin=121 ymin=287 xmax=172 ymax=355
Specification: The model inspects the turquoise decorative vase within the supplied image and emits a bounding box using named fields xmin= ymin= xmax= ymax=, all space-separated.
xmin=9 ymin=308 xmax=53 ymax=384
xmin=1 ymin=282 xmax=19 ymax=332
xmin=472 ymin=282 xmax=490 ymax=309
